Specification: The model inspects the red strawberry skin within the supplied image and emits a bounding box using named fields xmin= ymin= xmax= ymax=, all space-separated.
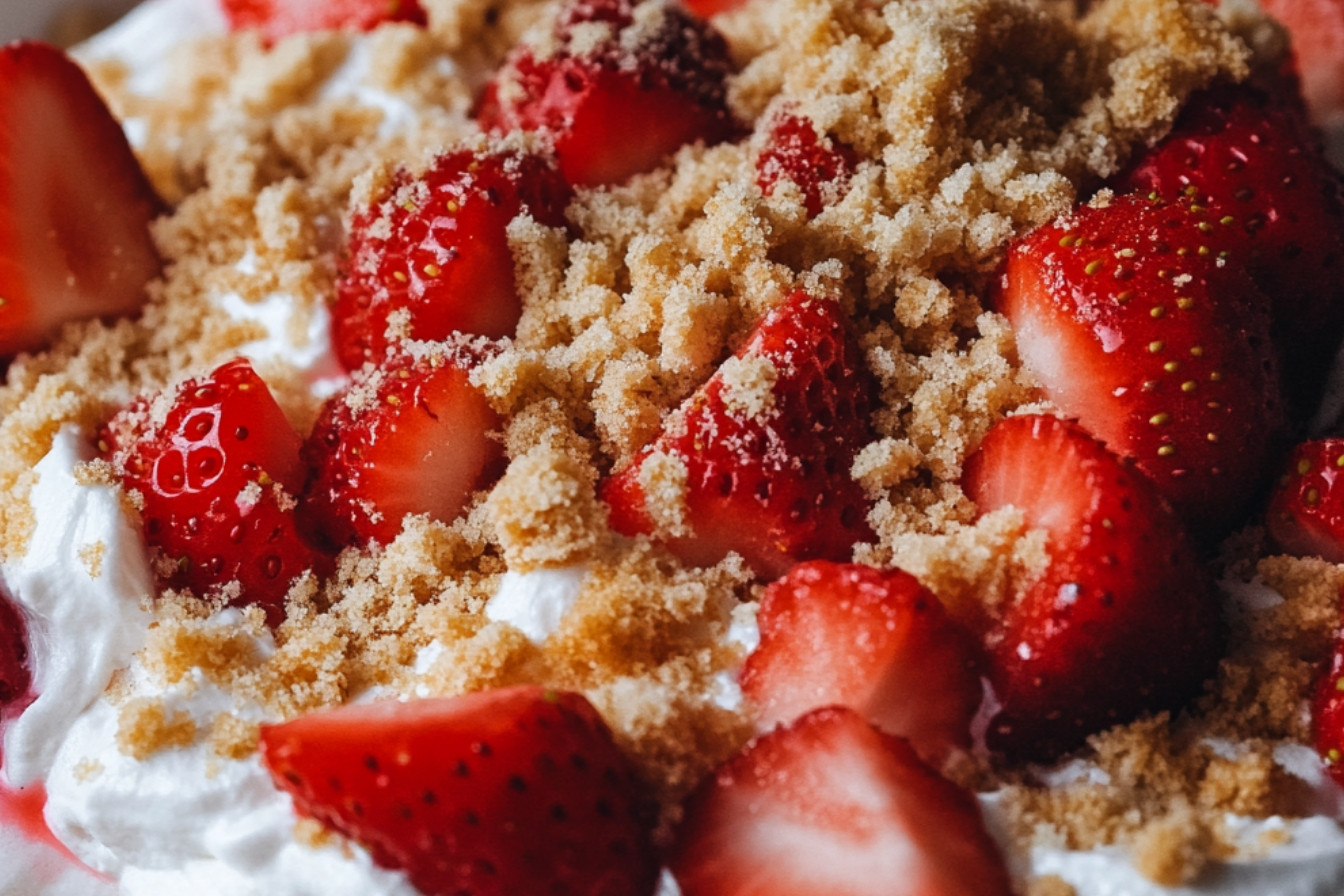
xmin=102 ymin=358 xmax=327 ymax=624
xmin=994 ymin=192 xmax=1287 ymax=537
xmin=300 ymin=347 xmax=506 ymax=549
xmin=740 ymin=561 xmax=983 ymax=766
xmin=477 ymin=0 xmax=736 ymax=186
xmin=333 ymin=148 xmax=571 ymax=372
xmin=963 ymin=414 xmax=1223 ymax=761
xmin=756 ymin=112 xmax=859 ymax=218
xmin=600 ymin=291 xmax=876 ymax=579
xmin=0 ymin=42 xmax=161 ymax=359
xmin=1313 ymin=637 xmax=1344 ymax=786
xmin=1265 ymin=439 xmax=1344 ymax=564
xmin=1114 ymin=85 xmax=1344 ymax=411
xmin=220 ymin=0 xmax=427 ymax=43
xmin=668 ymin=706 xmax=1013 ymax=896
xmin=0 ymin=593 xmax=33 ymax=725
xmin=261 ymin=685 xmax=660 ymax=896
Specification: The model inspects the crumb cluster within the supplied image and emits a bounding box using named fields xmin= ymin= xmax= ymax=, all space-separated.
xmin=1 ymin=0 xmax=1334 ymax=887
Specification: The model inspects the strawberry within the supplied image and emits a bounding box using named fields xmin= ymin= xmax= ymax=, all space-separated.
xmin=0 ymin=42 xmax=161 ymax=360
xmin=261 ymin=685 xmax=660 ymax=896
xmin=101 ymin=358 xmax=327 ymax=625
xmin=740 ymin=561 xmax=983 ymax=766
xmin=1256 ymin=0 xmax=1344 ymax=127
xmin=0 ymin=593 xmax=33 ymax=723
xmin=1265 ymin=439 xmax=1344 ymax=563
xmin=477 ymin=0 xmax=737 ymax=186
xmin=962 ymin=414 xmax=1224 ymax=760
xmin=1312 ymin=635 xmax=1344 ymax=785
xmin=1114 ymin=85 xmax=1344 ymax=412
xmin=219 ymin=0 xmax=427 ymax=44
xmin=679 ymin=0 xmax=748 ymax=16
xmin=755 ymin=111 xmax=859 ymax=218
xmin=333 ymin=147 xmax=572 ymax=372
xmin=668 ymin=706 xmax=1013 ymax=896
xmin=994 ymin=191 xmax=1287 ymax=538
xmin=599 ymin=290 xmax=877 ymax=580
xmin=300 ymin=346 xmax=506 ymax=549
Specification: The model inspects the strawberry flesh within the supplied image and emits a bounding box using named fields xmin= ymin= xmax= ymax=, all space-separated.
xmin=261 ymin=685 xmax=660 ymax=896
xmin=600 ymin=290 xmax=877 ymax=579
xmin=963 ymin=414 xmax=1224 ymax=761
xmin=668 ymin=706 xmax=1013 ymax=896
xmin=756 ymin=111 xmax=859 ymax=218
xmin=219 ymin=0 xmax=427 ymax=43
xmin=300 ymin=346 xmax=506 ymax=549
xmin=1265 ymin=439 xmax=1344 ymax=563
xmin=740 ymin=560 xmax=983 ymax=766
xmin=0 ymin=593 xmax=33 ymax=726
xmin=0 ymin=42 xmax=161 ymax=360
xmin=102 ymin=358 xmax=328 ymax=625
xmin=477 ymin=0 xmax=737 ymax=186
xmin=994 ymin=192 xmax=1287 ymax=537
xmin=333 ymin=148 xmax=572 ymax=372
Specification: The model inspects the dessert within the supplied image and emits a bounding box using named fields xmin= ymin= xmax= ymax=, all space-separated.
xmin=3 ymin=0 xmax=1344 ymax=893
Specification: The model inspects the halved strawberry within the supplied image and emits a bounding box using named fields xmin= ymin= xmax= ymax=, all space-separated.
xmin=0 ymin=593 xmax=33 ymax=724
xmin=261 ymin=685 xmax=660 ymax=896
xmin=1312 ymin=636 xmax=1344 ymax=785
xmin=755 ymin=111 xmax=859 ymax=218
xmin=219 ymin=0 xmax=427 ymax=44
xmin=0 ymin=41 xmax=162 ymax=360
xmin=300 ymin=346 xmax=506 ymax=549
xmin=333 ymin=147 xmax=572 ymax=372
xmin=668 ymin=706 xmax=1013 ymax=896
xmin=994 ymin=192 xmax=1287 ymax=538
xmin=963 ymin=414 xmax=1224 ymax=760
xmin=1114 ymin=85 xmax=1344 ymax=412
xmin=1265 ymin=439 xmax=1344 ymax=563
xmin=599 ymin=290 xmax=877 ymax=580
xmin=477 ymin=0 xmax=737 ymax=186
xmin=101 ymin=358 xmax=327 ymax=625
xmin=740 ymin=561 xmax=982 ymax=766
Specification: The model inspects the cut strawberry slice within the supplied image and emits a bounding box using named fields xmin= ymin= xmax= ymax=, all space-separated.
xmin=0 ymin=593 xmax=33 ymax=723
xmin=300 ymin=346 xmax=506 ymax=549
xmin=1265 ymin=439 xmax=1344 ymax=563
xmin=668 ymin=706 xmax=1013 ymax=896
xmin=333 ymin=147 xmax=571 ymax=372
xmin=102 ymin=358 xmax=328 ymax=624
xmin=0 ymin=41 xmax=161 ymax=360
xmin=600 ymin=290 xmax=877 ymax=579
xmin=994 ymin=192 xmax=1287 ymax=538
xmin=740 ymin=560 xmax=983 ymax=766
xmin=756 ymin=111 xmax=859 ymax=218
xmin=477 ymin=0 xmax=736 ymax=186
xmin=963 ymin=414 xmax=1224 ymax=761
xmin=1312 ymin=636 xmax=1344 ymax=786
xmin=1114 ymin=85 xmax=1344 ymax=413
xmin=261 ymin=685 xmax=660 ymax=896
xmin=219 ymin=0 xmax=427 ymax=43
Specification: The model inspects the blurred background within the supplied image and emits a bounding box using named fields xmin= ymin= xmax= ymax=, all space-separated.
xmin=0 ymin=0 xmax=142 ymax=45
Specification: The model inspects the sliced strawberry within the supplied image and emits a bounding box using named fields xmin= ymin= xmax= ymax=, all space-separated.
xmin=1256 ymin=0 xmax=1344 ymax=127
xmin=599 ymin=290 xmax=876 ymax=580
xmin=755 ymin=111 xmax=859 ymax=218
xmin=219 ymin=0 xmax=427 ymax=43
xmin=740 ymin=561 xmax=982 ymax=766
xmin=101 ymin=358 xmax=327 ymax=625
xmin=679 ymin=0 xmax=749 ymax=17
xmin=477 ymin=0 xmax=736 ymax=186
xmin=333 ymin=147 xmax=572 ymax=372
xmin=0 ymin=42 xmax=161 ymax=360
xmin=1313 ymin=636 xmax=1344 ymax=785
xmin=668 ymin=706 xmax=1012 ymax=896
xmin=0 ymin=593 xmax=33 ymax=724
xmin=994 ymin=192 xmax=1287 ymax=538
xmin=962 ymin=414 xmax=1224 ymax=761
xmin=300 ymin=346 xmax=506 ymax=549
xmin=1265 ymin=439 xmax=1344 ymax=563
xmin=261 ymin=685 xmax=660 ymax=896
xmin=1114 ymin=85 xmax=1344 ymax=412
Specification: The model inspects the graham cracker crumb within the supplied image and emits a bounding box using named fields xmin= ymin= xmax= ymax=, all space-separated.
xmin=116 ymin=698 xmax=198 ymax=761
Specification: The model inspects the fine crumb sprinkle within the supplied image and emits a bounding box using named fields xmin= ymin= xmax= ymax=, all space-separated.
xmin=78 ymin=542 xmax=107 ymax=580
xmin=116 ymin=698 xmax=198 ymax=761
